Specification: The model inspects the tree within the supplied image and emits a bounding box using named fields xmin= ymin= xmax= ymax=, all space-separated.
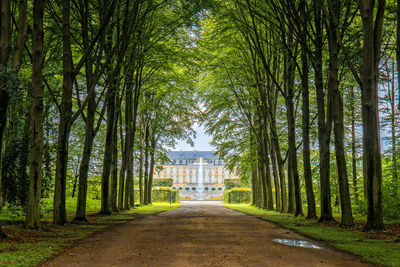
xmin=25 ymin=0 xmax=47 ymax=229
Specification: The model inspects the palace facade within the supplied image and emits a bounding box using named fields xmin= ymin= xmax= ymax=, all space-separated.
xmin=153 ymin=151 xmax=239 ymax=190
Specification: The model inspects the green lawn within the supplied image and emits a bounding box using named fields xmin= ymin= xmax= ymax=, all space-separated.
xmin=225 ymin=204 xmax=400 ymax=267
xmin=0 ymin=200 xmax=181 ymax=267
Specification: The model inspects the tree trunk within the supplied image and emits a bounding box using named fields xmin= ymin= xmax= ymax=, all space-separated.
xmin=54 ymin=0 xmax=74 ymax=225
xmin=390 ymin=61 xmax=397 ymax=196
xmin=74 ymin=67 xmax=96 ymax=222
xmin=284 ymin=46 xmax=302 ymax=216
xmin=257 ymin=116 xmax=268 ymax=209
xmin=397 ymin=0 xmax=400 ymax=113
xmin=328 ymin=20 xmax=354 ymax=226
xmin=147 ymin=138 xmax=156 ymax=204
xmin=143 ymin=123 xmax=150 ymax=205
xmin=0 ymin=0 xmax=11 ymax=65
xmin=358 ymin=0 xmax=385 ymax=231
xmin=123 ymin=80 xmax=133 ymax=210
xmin=300 ymin=13 xmax=317 ymax=219
xmin=118 ymin=114 xmax=126 ymax=210
xmin=350 ymin=87 xmax=359 ymax=201
xmin=110 ymin=107 xmax=119 ymax=212
xmin=12 ymin=0 xmax=28 ymax=68
xmin=269 ymin=134 xmax=280 ymax=211
xmin=302 ymin=80 xmax=316 ymax=219
xmin=139 ymin=126 xmax=144 ymax=205
xmin=285 ymin=91 xmax=302 ymax=217
xmin=25 ymin=0 xmax=46 ymax=229
xmin=269 ymin=114 xmax=287 ymax=212
xmin=99 ymin=86 xmax=116 ymax=215
xmin=314 ymin=0 xmax=334 ymax=222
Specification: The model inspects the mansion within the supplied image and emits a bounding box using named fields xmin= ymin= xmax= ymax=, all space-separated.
xmin=153 ymin=151 xmax=239 ymax=191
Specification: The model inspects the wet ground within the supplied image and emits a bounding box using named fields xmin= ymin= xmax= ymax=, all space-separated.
xmin=44 ymin=201 xmax=372 ymax=266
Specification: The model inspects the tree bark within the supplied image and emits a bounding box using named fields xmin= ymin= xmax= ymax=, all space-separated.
xmin=314 ymin=0 xmax=334 ymax=222
xmin=328 ymin=15 xmax=354 ymax=226
xmin=25 ymin=0 xmax=46 ymax=229
xmin=12 ymin=0 xmax=28 ymax=68
xmin=118 ymin=116 xmax=126 ymax=210
xmin=139 ymin=124 xmax=144 ymax=204
xmin=269 ymin=133 xmax=280 ymax=211
xmin=358 ymin=0 xmax=385 ymax=231
xmin=300 ymin=7 xmax=317 ymax=220
xmin=147 ymin=137 xmax=156 ymax=204
xmin=54 ymin=0 xmax=74 ymax=225
xmin=143 ymin=121 xmax=150 ymax=205
xmin=110 ymin=105 xmax=119 ymax=212
xmin=0 ymin=0 xmax=11 ymax=65
xmin=350 ymin=87 xmax=359 ymax=201
xmin=99 ymin=85 xmax=116 ymax=215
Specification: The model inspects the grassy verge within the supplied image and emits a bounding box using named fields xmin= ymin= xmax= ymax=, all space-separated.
xmin=0 ymin=202 xmax=181 ymax=267
xmin=225 ymin=204 xmax=400 ymax=267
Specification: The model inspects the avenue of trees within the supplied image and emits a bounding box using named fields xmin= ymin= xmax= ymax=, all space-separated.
xmin=0 ymin=0 xmax=203 ymax=232
xmin=201 ymin=0 xmax=398 ymax=231
xmin=0 ymin=0 xmax=398 ymax=235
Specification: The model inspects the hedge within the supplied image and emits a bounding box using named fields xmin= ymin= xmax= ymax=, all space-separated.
xmin=224 ymin=178 xmax=240 ymax=190
xmin=132 ymin=187 xmax=180 ymax=203
xmin=152 ymin=178 xmax=173 ymax=187
xmin=151 ymin=187 xmax=180 ymax=203
xmin=223 ymin=187 xmax=252 ymax=204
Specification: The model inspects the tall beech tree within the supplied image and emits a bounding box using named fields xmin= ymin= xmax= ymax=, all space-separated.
xmin=25 ymin=0 xmax=46 ymax=229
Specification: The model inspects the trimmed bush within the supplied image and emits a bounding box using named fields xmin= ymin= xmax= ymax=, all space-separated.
xmin=185 ymin=187 xmax=190 ymax=190
xmin=204 ymin=187 xmax=209 ymax=191
xmin=224 ymin=178 xmax=240 ymax=190
xmin=151 ymin=187 xmax=180 ymax=203
xmin=218 ymin=187 xmax=222 ymax=190
xmin=192 ymin=187 xmax=196 ymax=190
xmin=211 ymin=187 xmax=216 ymax=191
xmin=179 ymin=187 xmax=183 ymax=190
xmin=223 ymin=187 xmax=252 ymax=204
xmin=152 ymin=178 xmax=173 ymax=187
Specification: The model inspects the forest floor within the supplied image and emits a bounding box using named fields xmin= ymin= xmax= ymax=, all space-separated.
xmin=43 ymin=201 xmax=371 ymax=267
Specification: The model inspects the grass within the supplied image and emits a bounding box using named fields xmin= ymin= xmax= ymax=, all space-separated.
xmin=0 ymin=200 xmax=181 ymax=267
xmin=225 ymin=204 xmax=400 ymax=267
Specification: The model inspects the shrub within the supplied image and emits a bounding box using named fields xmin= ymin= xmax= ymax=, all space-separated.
xmin=204 ymin=187 xmax=209 ymax=190
xmin=211 ymin=187 xmax=216 ymax=191
xmin=218 ymin=187 xmax=222 ymax=190
xmin=151 ymin=188 xmax=180 ymax=203
xmin=152 ymin=178 xmax=173 ymax=187
xmin=185 ymin=187 xmax=190 ymax=190
xmin=192 ymin=187 xmax=196 ymax=190
xmin=179 ymin=187 xmax=183 ymax=190
xmin=224 ymin=178 xmax=240 ymax=190
xmin=223 ymin=187 xmax=252 ymax=204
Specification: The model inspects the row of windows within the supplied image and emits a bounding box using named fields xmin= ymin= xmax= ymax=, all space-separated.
xmin=172 ymin=159 xmax=224 ymax=165
xmin=162 ymin=167 xmax=230 ymax=174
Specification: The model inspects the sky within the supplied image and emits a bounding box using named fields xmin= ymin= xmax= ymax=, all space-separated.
xmin=173 ymin=124 xmax=215 ymax=151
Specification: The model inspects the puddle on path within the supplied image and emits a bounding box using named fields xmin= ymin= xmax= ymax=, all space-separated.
xmin=272 ymin=239 xmax=323 ymax=249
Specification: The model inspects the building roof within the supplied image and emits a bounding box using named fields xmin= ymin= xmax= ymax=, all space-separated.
xmin=167 ymin=151 xmax=219 ymax=161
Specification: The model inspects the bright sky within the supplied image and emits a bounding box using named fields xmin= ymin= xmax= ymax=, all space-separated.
xmin=174 ymin=124 xmax=215 ymax=151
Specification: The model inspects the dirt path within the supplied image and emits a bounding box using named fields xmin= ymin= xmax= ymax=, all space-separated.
xmin=44 ymin=201 xmax=372 ymax=267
